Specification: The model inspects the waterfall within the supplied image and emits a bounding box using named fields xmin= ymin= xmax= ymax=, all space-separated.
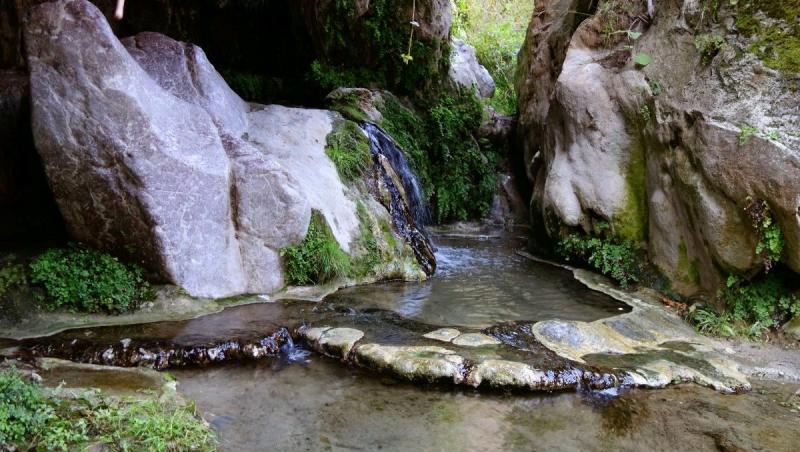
xmin=360 ymin=122 xmax=436 ymax=275
xmin=361 ymin=123 xmax=430 ymax=228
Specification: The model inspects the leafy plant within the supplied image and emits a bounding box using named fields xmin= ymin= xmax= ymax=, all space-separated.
xmin=281 ymin=212 xmax=352 ymax=285
xmin=0 ymin=263 xmax=26 ymax=296
xmin=738 ymin=124 xmax=760 ymax=146
xmin=633 ymin=53 xmax=651 ymax=67
xmin=557 ymin=234 xmax=642 ymax=287
xmin=326 ymin=121 xmax=372 ymax=182
xmin=695 ymin=34 xmax=727 ymax=63
xmin=640 ymin=105 xmax=651 ymax=123
xmin=0 ymin=367 xmax=216 ymax=451
xmin=29 ymin=243 xmax=152 ymax=314
xmin=745 ymin=197 xmax=785 ymax=271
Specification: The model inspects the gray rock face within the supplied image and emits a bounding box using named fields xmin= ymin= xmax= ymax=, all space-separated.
xmin=25 ymin=0 xmax=246 ymax=297
xmin=449 ymin=38 xmax=495 ymax=99
xmin=516 ymin=0 xmax=800 ymax=294
xmin=121 ymin=32 xmax=249 ymax=136
xmin=23 ymin=0 xmax=431 ymax=297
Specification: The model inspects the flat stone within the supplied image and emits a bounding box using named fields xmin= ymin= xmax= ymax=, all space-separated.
xmin=355 ymin=344 xmax=465 ymax=384
xmin=466 ymin=359 xmax=580 ymax=390
xmin=302 ymin=327 xmax=363 ymax=360
xmin=451 ymin=333 xmax=501 ymax=347
xmin=423 ymin=328 xmax=461 ymax=343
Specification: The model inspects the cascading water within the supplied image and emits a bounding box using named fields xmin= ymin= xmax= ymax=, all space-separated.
xmin=361 ymin=122 xmax=430 ymax=228
xmin=360 ymin=122 xmax=436 ymax=275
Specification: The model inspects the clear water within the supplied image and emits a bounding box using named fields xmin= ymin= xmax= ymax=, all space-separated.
xmin=331 ymin=235 xmax=628 ymax=328
xmin=172 ymin=355 xmax=800 ymax=451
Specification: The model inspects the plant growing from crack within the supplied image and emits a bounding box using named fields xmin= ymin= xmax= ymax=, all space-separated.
xmin=401 ymin=0 xmax=420 ymax=64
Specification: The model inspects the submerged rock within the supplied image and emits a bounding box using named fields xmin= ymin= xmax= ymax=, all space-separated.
xmin=466 ymin=360 xmax=581 ymax=390
xmin=451 ymin=333 xmax=501 ymax=347
xmin=423 ymin=328 xmax=461 ymax=343
xmin=355 ymin=344 xmax=466 ymax=384
xmin=300 ymin=327 xmax=364 ymax=360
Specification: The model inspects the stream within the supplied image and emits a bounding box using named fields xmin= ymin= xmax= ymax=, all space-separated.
xmin=13 ymin=233 xmax=800 ymax=450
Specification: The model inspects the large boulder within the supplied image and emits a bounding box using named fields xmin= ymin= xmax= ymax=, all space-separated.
xmin=24 ymin=0 xmax=310 ymax=297
xmin=24 ymin=0 xmax=433 ymax=297
xmin=516 ymin=0 xmax=800 ymax=294
xmin=448 ymin=37 xmax=495 ymax=99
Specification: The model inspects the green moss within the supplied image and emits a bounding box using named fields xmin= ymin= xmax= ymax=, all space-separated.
xmin=352 ymin=202 xmax=382 ymax=278
xmin=736 ymin=0 xmax=800 ymax=74
xmin=676 ymin=241 xmax=701 ymax=286
xmin=613 ymin=140 xmax=648 ymax=244
xmin=379 ymin=218 xmax=398 ymax=249
xmin=325 ymin=119 xmax=372 ymax=182
xmin=280 ymin=211 xmax=352 ymax=285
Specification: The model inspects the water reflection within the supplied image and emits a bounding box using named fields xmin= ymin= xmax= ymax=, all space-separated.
xmin=331 ymin=236 xmax=629 ymax=328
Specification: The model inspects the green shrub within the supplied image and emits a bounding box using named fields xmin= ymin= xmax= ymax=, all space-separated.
xmin=557 ymin=234 xmax=642 ymax=287
xmin=0 ymin=367 xmax=216 ymax=451
xmin=0 ymin=263 xmax=26 ymax=296
xmin=723 ymin=274 xmax=799 ymax=327
xmin=281 ymin=212 xmax=352 ymax=285
xmin=689 ymin=274 xmax=799 ymax=339
xmin=326 ymin=121 xmax=372 ymax=182
xmin=0 ymin=367 xmax=56 ymax=446
xmin=380 ymin=90 xmax=497 ymax=223
xmin=29 ymin=244 xmax=152 ymax=314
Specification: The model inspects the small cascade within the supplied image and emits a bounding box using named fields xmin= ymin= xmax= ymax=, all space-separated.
xmin=360 ymin=122 xmax=436 ymax=275
xmin=19 ymin=328 xmax=297 ymax=370
xmin=361 ymin=123 xmax=430 ymax=228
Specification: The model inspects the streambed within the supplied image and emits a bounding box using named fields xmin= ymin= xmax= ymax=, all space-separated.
xmin=7 ymin=233 xmax=799 ymax=450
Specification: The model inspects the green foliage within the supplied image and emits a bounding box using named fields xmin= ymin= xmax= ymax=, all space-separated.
xmin=221 ymin=70 xmax=284 ymax=104
xmin=326 ymin=121 xmax=372 ymax=182
xmin=633 ymin=53 xmax=651 ymax=67
xmin=745 ymin=198 xmax=785 ymax=271
xmin=735 ymin=0 xmax=800 ymax=75
xmin=281 ymin=212 xmax=352 ymax=285
xmin=316 ymin=0 xmax=448 ymax=95
xmin=0 ymin=263 xmax=26 ymax=296
xmin=738 ymin=124 xmax=759 ymax=146
xmin=93 ymin=398 xmax=217 ymax=451
xmin=695 ymin=34 xmax=727 ymax=63
xmin=687 ymin=303 xmax=737 ymax=337
xmin=450 ymin=0 xmax=535 ymax=114
xmin=0 ymin=367 xmax=216 ymax=451
xmin=0 ymin=367 xmax=58 ymax=447
xmin=380 ymin=91 xmax=496 ymax=223
xmin=557 ymin=234 xmax=642 ymax=287
xmin=29 ymin=244 xmax=152 ymax=314
xmin=640 ymin=105 xmax=651 ymax=123
xmin=723 ymin=275 xmax=799 ymax=326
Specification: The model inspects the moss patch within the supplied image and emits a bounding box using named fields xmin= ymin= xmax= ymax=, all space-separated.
xmin=613 ymin=140 xmax=648 ymax=244
xmin=677 ymin=240 xmax=701 ymax=286
xmin=736 ymin=0 xmax=800 ymax=75
xmin=325 ymin=119 xmax=372 ymax=183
